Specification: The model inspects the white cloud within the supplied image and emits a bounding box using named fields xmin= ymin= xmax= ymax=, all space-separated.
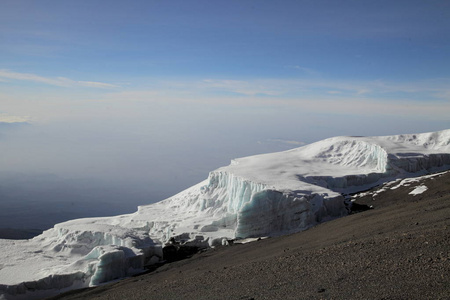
xmin=0 ymin=114 xmax=31 ymax=123
xmin=0 ymin=69 xmax=118 ymax=89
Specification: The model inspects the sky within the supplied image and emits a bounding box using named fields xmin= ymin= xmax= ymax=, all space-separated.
xmin=1 ymin=1 xmax=450 ymax=228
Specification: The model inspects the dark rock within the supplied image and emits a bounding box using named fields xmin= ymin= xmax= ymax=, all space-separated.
xmin=162 ymin=244 xmax=203 ymax=262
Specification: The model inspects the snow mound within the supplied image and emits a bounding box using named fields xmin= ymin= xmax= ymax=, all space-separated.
xmin=1 ymin=129 xmax=450 ymax=299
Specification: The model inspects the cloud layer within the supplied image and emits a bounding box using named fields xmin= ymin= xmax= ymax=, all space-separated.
xmin=0 ymin=69 xmax=118 ymax=89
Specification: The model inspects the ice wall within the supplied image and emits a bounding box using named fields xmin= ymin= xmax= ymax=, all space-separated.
xmin=308 ymin=139 xmax=389 ymax=173
xmin=200 ymin=172 xmax=346 ymax=239
xmin=298 ymin=131 xmax=450 ymax=191
xmin=203 ymin=171 xmax=267 ymax=214
xmin=388 ymin=153 xmax=450 ymax=173
xmin=235 ymin=190 xmax=345 ymax=238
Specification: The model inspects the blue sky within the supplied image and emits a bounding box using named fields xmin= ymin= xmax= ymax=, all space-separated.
xmin=2 ymin=1 xmax=450 ymax=102
xmin=2 ymin=0 xmax=450 ymax=82
xmin=0 ymin=1 xmax=450 ymax=214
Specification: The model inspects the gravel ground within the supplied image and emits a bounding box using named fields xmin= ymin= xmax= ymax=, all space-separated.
xmin=48 ymin=172 xmax=450 ymax=300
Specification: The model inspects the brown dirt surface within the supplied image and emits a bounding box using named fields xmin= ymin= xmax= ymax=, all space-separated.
xmin=47 ymin=172 xmax=450 ymax=300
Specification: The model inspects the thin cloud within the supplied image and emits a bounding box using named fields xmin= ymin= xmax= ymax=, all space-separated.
xmin=0 ymin=114 xmax=31 ymax=123
xmin=79 ymin=81 xmax=118 ymax=88
xmin=285 ymin=66 xmax=320 ymax=76
xmin=4 ymin=75 xmax=448 ymax=124
xmin=266 ymin=139 xmax=306 ymax=146
xmin=198 ymin=77 xmax=450 ymax=101
xmin=200 ymin=79 xmax=281 ymax=96
xmin=0 ymin=69 xmax=119 ymax=89
xmin=94 ymin=76 xmax=450 ymax=122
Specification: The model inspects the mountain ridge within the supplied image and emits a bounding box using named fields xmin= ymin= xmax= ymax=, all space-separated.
xmin=1 ymin=129 xmax=450 ymax=299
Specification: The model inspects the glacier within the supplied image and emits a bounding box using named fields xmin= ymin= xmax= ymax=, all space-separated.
xmin=1 ymin=129 xmax=450 ymax=299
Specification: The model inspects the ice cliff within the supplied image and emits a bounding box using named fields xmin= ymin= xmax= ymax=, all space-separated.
xmin=1 ymin=129 xmax=450 ymax=299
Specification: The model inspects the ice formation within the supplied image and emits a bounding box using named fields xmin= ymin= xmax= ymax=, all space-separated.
xmin=1 ymin=129 xmax=450 ymax=299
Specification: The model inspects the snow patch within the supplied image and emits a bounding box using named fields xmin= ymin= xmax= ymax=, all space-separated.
xmin=409 ymin=185 xmax=428 ymax=196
